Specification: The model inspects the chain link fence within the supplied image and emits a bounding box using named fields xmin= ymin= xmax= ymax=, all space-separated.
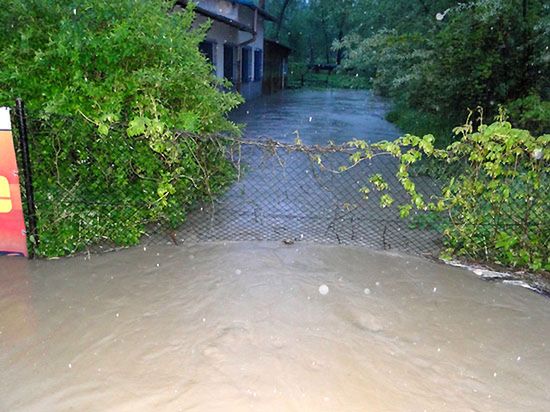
xmin=180 ymin=140 xmax=443 ymax=255
xmin=10 ymin=102 xmax=548 ymax=287
xmin=11 ymin=101 xmax=445 ymax=257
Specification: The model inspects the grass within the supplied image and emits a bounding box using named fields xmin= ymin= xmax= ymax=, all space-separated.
xmin=288 ymin=71 xmax=371 ymax=90
xmin=385 ymin=102 xmax=455 ymax=147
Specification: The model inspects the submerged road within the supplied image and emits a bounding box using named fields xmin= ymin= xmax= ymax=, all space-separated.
xmin=183 ymin=89 xmax=439 ymax=253
xmin=1 ymin=243 xmax=549 ymax=411
xmin=231 ymin=89 xmax=402 ymax=144
xmin=1 ymin=90 xmax=548 ymax=411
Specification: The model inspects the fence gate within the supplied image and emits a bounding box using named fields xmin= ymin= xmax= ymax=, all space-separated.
xmin=179 ymin=140 xmax=443 ymax=256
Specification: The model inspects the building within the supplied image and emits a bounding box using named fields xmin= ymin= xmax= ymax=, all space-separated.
xmin=263 ymin=39 xmax=291 ymax=95
xmin=176 ymin=0 xmax=279 ymax=100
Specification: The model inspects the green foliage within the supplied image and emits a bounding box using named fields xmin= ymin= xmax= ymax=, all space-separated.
xmin=268 ymin=0 xmax=355 ymax=65
xmin=287 ymin=63 xmax=371 ymax=89
xmin=385 ymin=102 xmax=454 ymax=147
xmin=336 ymin=30 xmax=431 ymax=98
xmin=336 ymin=0 xmax=549 ymax=140
xmin=0 ymin=0 xmax=242 ymax=256
xmin=506 ymin=95 xmax=550 ymax=136
xmin=408 ymin=211 xmax=448 ymax=231
xmin=349 ymin=113 xmax=549 ymax=271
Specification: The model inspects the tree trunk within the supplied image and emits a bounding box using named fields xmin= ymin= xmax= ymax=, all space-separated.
xmin=336 ymin=29 xmax=344 ymax=65
xmin=275 ymin=0 xmax=292 ymax=40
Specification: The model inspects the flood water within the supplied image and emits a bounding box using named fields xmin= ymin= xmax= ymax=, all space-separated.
xmin=232 ymin=89 xmax=401 ymax=144
xmin=1 ymin=243 xmax=549 ymax=411
xmin=181 ymin=89 xmax=431 ymax=253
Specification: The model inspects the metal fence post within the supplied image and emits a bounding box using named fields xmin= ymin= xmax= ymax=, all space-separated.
xmin=14 ymin=98 xmax=39 ymax=257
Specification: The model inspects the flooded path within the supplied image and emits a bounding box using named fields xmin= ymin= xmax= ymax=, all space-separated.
xmin=231 ymin=89 xmax=401 ymax=144
xmin=1 ymin=243 xmax=549 ymax=411
xmin=182 ymin=90 xmax=440 ymax=254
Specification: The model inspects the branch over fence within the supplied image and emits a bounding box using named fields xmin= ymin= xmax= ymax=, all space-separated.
xmin=10 ymin=104 xmax=549 ymax=275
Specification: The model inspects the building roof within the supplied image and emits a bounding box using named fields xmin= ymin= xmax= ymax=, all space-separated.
xmin=265 ymin=39 xmax=292 ymax=54
xmin=177 ymin=1 xmax=275 ymax=31
xmin=232 ymin=1 xmax=276 ymax=22
xmin=186 ymin=2 xmax=254 ymax=33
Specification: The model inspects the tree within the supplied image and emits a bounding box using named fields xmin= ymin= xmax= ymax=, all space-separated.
xmin=336 ymin=0 xmax=549 ymax=138
xmin=0 ymin=0 xmax=242 ymax=256
xmin=274 ymin=0 xmax=293 ymax=40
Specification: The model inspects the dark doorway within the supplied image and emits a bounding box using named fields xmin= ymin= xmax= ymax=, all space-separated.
xmin=224 ymin=45 xmax=235 ymax=83
xmin=198 ymin=41 xmax=215 ymax=64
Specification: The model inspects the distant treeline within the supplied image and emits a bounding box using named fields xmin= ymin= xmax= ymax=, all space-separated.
xmin=268 ymin=0 xmax=549 ymax=142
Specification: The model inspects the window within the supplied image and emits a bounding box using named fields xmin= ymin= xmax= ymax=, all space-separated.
xmin=198 ymin=41 xmax=216 ymax=65
xmin=241 ymin=47 xmax=252 ymax=83
xmin=254 ymin=49 xmax=263 ymax=82
xmin=224 ymin=44 xmax=235 ymax=82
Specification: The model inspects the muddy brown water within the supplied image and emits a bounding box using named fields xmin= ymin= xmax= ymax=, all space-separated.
xmin=1 ymin=242 xmax=549 ymax=411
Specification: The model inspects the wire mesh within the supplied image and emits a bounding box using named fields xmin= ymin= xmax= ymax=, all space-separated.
xmin=178 ymin=142 xmax=444 ymax=255
xmin=11 ymin=107 xmax=547 ymax=269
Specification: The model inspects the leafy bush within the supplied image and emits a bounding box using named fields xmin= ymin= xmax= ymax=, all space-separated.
xmin=347 ymin=113 xmax=549 ymax=271
xmin=507 ymin=95 xmax=550 ymax=136
xmin=385 ymin=102 xmax=454 ymax=147
xmin=337 ymin=0 xmax=549 ymax=141
xmin=287 ymin=62 xmax=370 ymax=90
xmin=335 ymin=30 xmax=430 ymax=99
xmin=0 ymin=0 xmax=242 ymax=256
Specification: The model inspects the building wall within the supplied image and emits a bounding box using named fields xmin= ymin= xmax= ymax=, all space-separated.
xmin=193 ymin=4 xmax=265 ymax=100
xmin=195 ymin=15 xmax=239 ymax=79
xmin=237 ymin=7 xmax=264 ymax=100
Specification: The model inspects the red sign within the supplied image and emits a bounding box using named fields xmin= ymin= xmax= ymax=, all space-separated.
xmin=0 ymin=107 xmax=28 ymax=257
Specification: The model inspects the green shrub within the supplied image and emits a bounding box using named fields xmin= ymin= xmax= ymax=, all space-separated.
xmin=506 ymin=95 xmax=550 ymax=136
xmin=385 ymin=103 xmax=454 ymax=147
xmin=337 ymin=0 xmax=549 ymax=145
xmin=0 ymin=0 xmax=242 ymax=256
xmin=347 ymin=112 xmax=549 ymax=271
xmin=287 ymin=62 xmax=371 ymax=89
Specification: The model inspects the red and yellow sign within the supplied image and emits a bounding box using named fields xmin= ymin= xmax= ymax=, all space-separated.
xmin=0 ymin=107 xmax=28 ymax=257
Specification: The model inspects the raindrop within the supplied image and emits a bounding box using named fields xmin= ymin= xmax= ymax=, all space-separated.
xmin=436 ymin=9 xmax=450 ymax=21
xmin=364 ymin=288 xmax=371 ymax=295
xmin=319 ymin=284 xmax=329 ymax=295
